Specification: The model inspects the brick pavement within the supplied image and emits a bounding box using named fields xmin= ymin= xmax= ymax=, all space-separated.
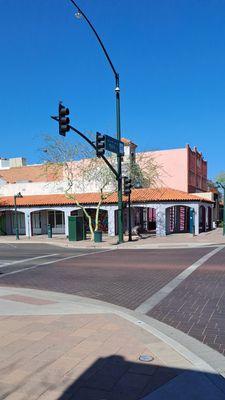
xmin=0 ymin=248 xmax=211 ymax=310
xmin=0 ymin=285 xmax=224 ymax=400
xmin=149 ymin=247 xmax=225 ymax=355
xmin=0 ymin=313 xmax=190 ymax=400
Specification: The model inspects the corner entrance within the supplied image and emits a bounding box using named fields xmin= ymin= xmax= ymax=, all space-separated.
xmin=166 ymin=206 xmax=190 ymax=234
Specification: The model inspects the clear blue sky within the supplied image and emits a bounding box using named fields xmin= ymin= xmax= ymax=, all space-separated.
xmin=1 ymin=0 xmax=225 ymax=179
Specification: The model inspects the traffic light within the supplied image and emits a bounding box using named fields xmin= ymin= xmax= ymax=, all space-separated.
xmin=96 ymin=132 xmax=105 ymax=157
xmin=124 ymin=176 xmax=132 ymax=196
xmin=58 ymin=103 xmax=70 ymax=136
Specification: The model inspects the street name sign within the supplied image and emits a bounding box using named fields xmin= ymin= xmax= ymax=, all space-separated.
xmin=105 ymin=134 xmax=124 ymax=156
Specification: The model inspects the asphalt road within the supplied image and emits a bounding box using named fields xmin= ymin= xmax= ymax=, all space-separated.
xmin=0 ymin=243 xmax=224 ymax=355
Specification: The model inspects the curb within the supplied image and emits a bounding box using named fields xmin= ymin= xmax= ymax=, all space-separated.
xmin=0 ymin=239 xmax=224 ymax=250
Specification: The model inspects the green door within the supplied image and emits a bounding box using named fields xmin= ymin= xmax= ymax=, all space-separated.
xmin=0 ymin=214 xmax=6 ymax=235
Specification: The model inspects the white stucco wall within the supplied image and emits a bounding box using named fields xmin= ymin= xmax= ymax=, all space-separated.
xmin=0 ymin=179 xmax=113 ymax=197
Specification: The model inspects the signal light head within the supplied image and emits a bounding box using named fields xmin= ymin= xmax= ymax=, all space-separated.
xmin=96 ymin=132 xmax=105 ymax=157
xmin=60 ymin=117 xmax=70 ymax=125
xmin=59 ymin=106 xmax=69 ymax=116
xmin=58 ymin=103 xmax=70 ymax=137
xmin=124 ymin=176 xmax=132 ymax=196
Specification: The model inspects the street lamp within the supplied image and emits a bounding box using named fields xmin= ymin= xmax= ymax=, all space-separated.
xmin=216 ymin=182 xmax=225 ymax=236
xmin=69 ymin=0 xmax=124 ymax=243
xmin=14 ymin=192 xmax=23 ymax=240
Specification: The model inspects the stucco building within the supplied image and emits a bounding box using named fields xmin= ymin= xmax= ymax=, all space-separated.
xmin=0 ymin=141 xmax=214 ymax=239
xmin=0 ymin=188 xmax=213 ymax=238
xmin=138 ymin=144 xmax=207 ymax=193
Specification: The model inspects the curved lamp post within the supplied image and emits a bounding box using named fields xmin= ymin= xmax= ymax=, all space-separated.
xmin=216 ymin=181 xmax=225 ymax=236
xmin=68 ymin=0 xmax=123 ymax=243
xmin=14 ymin=192 xmax=23 ymax=240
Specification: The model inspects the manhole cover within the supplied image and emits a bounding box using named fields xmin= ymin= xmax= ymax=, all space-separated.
xmin=139 ymin=354 xmax=154 ymax=362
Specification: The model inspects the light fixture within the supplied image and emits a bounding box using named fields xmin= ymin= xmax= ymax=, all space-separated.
xmin=75 ymin=11 xmax=82 ymax=19
xmin=134 ymin=181 xmax=142 ymax=189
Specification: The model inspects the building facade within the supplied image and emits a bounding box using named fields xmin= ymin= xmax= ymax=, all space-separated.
xmin=0 ymin=142 xmax=214 ymax=238
xmin=138 ymin=144 xmax=207 ymax=193
xmin=0 ymin=189 xmax=213 ymax=238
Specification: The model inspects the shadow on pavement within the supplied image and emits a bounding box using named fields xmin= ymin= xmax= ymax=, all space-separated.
xmin=57 ymin=354 xmax=225 ymax=400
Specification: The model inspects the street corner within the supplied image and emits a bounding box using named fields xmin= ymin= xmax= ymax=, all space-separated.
xmin=0 ymin=286 xmax=225 ymax=400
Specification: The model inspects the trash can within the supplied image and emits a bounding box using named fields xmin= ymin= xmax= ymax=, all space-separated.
xmin=47 ymin=224 xmax=52 ymax=238
xmin=94 ymin=230 xmax=102 ymax=243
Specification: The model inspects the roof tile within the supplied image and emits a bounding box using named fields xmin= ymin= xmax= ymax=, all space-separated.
xmin=0 ymin=188 xmax=213 ymax=208
xmin=0 ymin=164 xmax=63 ymax=184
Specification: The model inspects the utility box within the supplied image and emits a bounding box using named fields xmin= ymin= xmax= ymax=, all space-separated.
xmin=68 ymin=216 xmax=85 ymax=241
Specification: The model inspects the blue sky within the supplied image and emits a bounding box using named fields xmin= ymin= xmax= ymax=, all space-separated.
xmin=0 ymin=0 xmax=225 ymax=179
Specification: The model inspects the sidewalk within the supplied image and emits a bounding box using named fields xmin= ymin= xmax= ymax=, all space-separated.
xmin=0 ymin=286 xmax=225 ymax=400
xmin=0 ymin=228 xmax=225 ymax=249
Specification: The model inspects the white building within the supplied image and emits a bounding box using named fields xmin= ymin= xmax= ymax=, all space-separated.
xmin=0 ymin=141 xmax=214 ymax=238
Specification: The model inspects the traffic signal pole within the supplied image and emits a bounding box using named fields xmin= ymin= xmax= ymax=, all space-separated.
xmin=123 ymin=177 xmax=132 ymax=241
xmin=128 ymin=191 xmax=132 ymax=242
xmin=115 ymin=74 xmax=123 ymax=243
xmin=216 ymin=181 xmax=225 ymax=236
xmin=68 ymin=0 xmax=124 ymax=243
xmin=14 ymin=195 xmax=19 ymax=240
xmin=223 ymin=186 xmax=225 ymax=236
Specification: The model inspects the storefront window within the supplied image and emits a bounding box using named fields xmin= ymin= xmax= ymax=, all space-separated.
xmin=12 ymin=212 xmax=25 ymax=230
xmin=48 ymin=211 xmax=64 ymax=227
xmin=56 ymin=211 xmax=64 ymax=226
xmin=33 ymin=212 xmax=41 ymax=229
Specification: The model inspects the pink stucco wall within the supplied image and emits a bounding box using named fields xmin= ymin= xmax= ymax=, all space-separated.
xmin=137 ymin=148 xmax=188 ymax=191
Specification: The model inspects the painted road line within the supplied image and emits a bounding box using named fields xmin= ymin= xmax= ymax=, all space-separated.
xmin=0 ymin=249 xmax=115 ymax=278
xmin=0 ymin=254 xmax=59 ymax=269
xmin=0 ymin=243 xmax=18 ymax=249
xmin=135 ymin=245 xmax=225 ymax=314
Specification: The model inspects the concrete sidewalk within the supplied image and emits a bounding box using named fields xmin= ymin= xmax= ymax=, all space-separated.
xmin=0 ymin=228 xmax=225 ymax=249
xmin=0 ymin=286 xmax=224 ymax=400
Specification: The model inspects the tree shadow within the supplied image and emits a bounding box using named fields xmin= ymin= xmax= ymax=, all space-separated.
xmin=56 ymin=354 xmax=225 ymax=400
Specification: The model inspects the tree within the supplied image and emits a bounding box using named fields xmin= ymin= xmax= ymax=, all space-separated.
xmin=41 ymin=135 xmax=162 ymax=240
xmin=216 ymin=172 xmax=225 ymax=186
xmin=128 ymin=153 xmax=163 ymax=188
xmin=215 ymin=173 xmax=225 ymax=206
xmin=41 ymin=136 xmax=117 ymax=240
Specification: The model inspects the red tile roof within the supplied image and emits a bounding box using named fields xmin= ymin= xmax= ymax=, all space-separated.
xmin=121 ymin=138 xmax=137 ymax=146
xmin=0 ymin=188 xmax=213 ymax=208
xmin=0 ymin=164 xmax=63 ymax=184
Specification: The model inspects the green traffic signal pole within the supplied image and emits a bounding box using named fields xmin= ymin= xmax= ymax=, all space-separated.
xmin=216 ymin=182 xmax=225 ymax=236
xmin=128 ymin=191 xmax=132 ymax=242
xmin=14 ymin=195 xmax=19 ymax=240
xmin=115 ymin=74 xmax=123 ymax=243
xmin=68 ymin=0 xmax=124 ymax=243
xmin=221 ymin=184 xmax=225 ymax=236
xmin=13 ymin=192 xmax=23 ymax=240
xmin=223 ymin=186 xmax=225 ymax=236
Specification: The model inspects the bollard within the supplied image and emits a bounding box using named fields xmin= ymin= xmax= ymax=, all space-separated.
xmin=47 ymin=224 xmax=52 ymax=238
